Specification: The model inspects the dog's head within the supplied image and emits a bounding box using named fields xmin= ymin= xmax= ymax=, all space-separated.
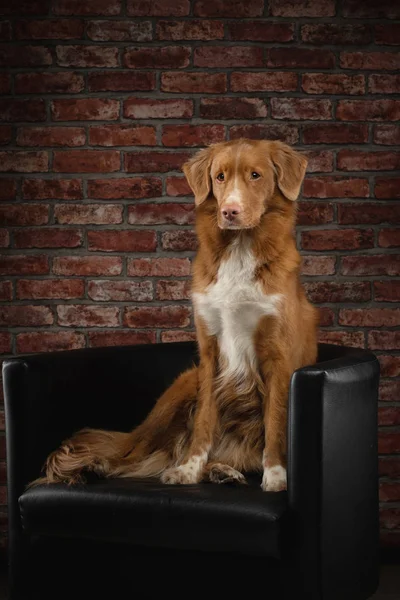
xmin=183 ymin=139 xmax=307 ymax=230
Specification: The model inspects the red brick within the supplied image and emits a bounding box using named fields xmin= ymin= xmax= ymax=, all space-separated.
xmin=374 ymin=125 xmax=400 ymax=146
xmin=374 ymin=281 xmax=400 ymax=302
xmin=0 ymin=44 xmax=51 ymax=67
xmin=230 ymin=124 xmax=299 ymax=145
xmin=53 ymin=256 xmax=122 ymax=276
xmin=56 ymin=45 xmax=118 ymax=68
xmin=318 ymin=307 xmax=335 ymax=327
xmin=228 ymin=21 xmax=294 ymax=41
xmin=337 ymin=100 xmax=400 ymax=122
xmin=0 ymin=305 xmax=52 ymax=326
xmin=17 ymin=279 xmax=84 ymax=300
xmin=161 ymin=331 xmax=196 ymax=343
xmin=302 ymin=74 xmax=364 ymax=95
xmin=17 ymin=126 xmax=85 ymax=148
xmin=338 ymin=203 xmax=400 ymax=225
xmin=124 ymin=46 xmax=190 ymax=69
xmin=162 ymin=125 xmax=225 ymax=147
xmin=161 ymin=230 xmax=197 ymax=251
xmin=166 ymin=177 xmax=191 ymax=197
xmin=297 ymin=202 xmax=334 ymax=225
xmin=0 ymin=99 xmax=45 ymax=122
xmin=270 ymin=0 xmax=335 ymax=16
xmin=379 ymin=458 xmax=400 ymax=478
xmin=301 ymin=229 xmax=374 ymax=251
xmin=369 ymin=75 xmax=400 ymax=96
xmin=88 ymin=178 xmax=162 ymax=199
xmin=338 ymin=150 xmax=400 ymax=172
xmin=124 ymin=98 xmax=192 ymax=120
xmin=0 ymin=333 xmax=11 ymax=354
xmin=124 ymin=306 xmax=191 ymax=328
xmin=303 ymin=124 xmax=368 ymax=145
xmin=87 ymin=20 xmax=152 ymax=41
xmin=268 ymin=48 xmax=334 ymax=69
xmin=53 ymin=150 xmax=120 ymax=173
xmin=373 ymin=338 xmax=400 ymax=361
xmin=380 ymin=508 xmax=400 ymax=530
xmin=128 ymin=203 xmax=194 ymax=225
xmin=88 ymin=71 xmax=155 ymax=92
xmin=16 ymin=331 xmax=85 ymax=354
xmin=57 ymin=305 xmax=119 ymax=328
xmin=0 ymin=21 xmax=11 ymax=40
xmin=88 ymin=280 xmax=152 ymax=302
xmin=375 ymin=178 xmax=400 ymax=199
xmin=161 ymin=72 xmax=227 ymax=94
xmin=15 ymin=18 xmax=83 ymax=39
xmin=14 ymin=227 xmax=82 ymax=248
xmin=55 ymin=203 xmax=122 ymax=225
xmin=88 ymin=331 xmax=156 ymax=347
xmin=0 ymin=255 xmax=48 ymax=275
xmin=271 ymin=98 xmax=332 ymax=121
xmin=341 ymin=255 xmax=400 ymax=277
xmin=301 ymin=256 xmax=336 ymax=276
xmin=52 ymin=98 xmax=119 ymax=121
xmin=194 ymin=0 xmax=263 ymax=17
xmin=303 ymin=177 xmax=369 ymax=199
xmin=22 ymin=179 xmax=82 ymax=200
xmin=0 ymin=0 xmax=50 ymax=15
xmin=15 ymin=72 xmax=84 ymax=94
xmin=88 ymin=230 xmax=156 ymax=252
xmin=379 ymin=229 xmax=400 ymax=249
xmin=318 ymin=331 xmax=365 ymax=348
xmin=127 ymin=257 xmax=191 ymax=277
xmin=379 ymin=432 xmax=400 ymax=455
xmin=124 ymin=151 xmax=192 ymax=173
xmin=375 ymin=24 xmax=400 ymax=46
xmin=0 ymin=151 xmax=48 ymax=173
xmin=304 ymin=151 xmax=333 ymax=173
xmin=0 ymin=180 xmax=15 ymax=200
xmin=194 ymin=46 xmax=263 ymax=68
xmin=0 ymin=230 xmax=9 ymax=247
xmin=380 ymin=483 xmax=400 ymax=503
xmin=55 ymin=0 xmax=121 ymax=15
xmin=339 ymin=308 xmax=400 ymax=328
xmin=301 ymin=23 xmax=370 ymax=44
xmin=341 ymin=52 xmax=400 ymax=71
xmin=200 ymin=98 xmax=267 ymax=120
xmin=127 ymin=0 xmax=189 ymax=16
xmin=305 ymin=281 xmax=370 ymax=304
xmin=89 ymin=125 xmax=156 ymax=147
xmin=342 ymin=0 xmax=400 ymax=18
xmin=0 ymin=74 xmax=10 ymax=94
xmin=378 ymin=355 xmax=400 ymax=378
xmin=0 ymin=204 xmax=48 ymax=226
xmin=231 ymin=72 xmax=297 ymax=93
xmin=157 ymin=19 xmax=223 ymax=40
xmin=156 ymin=280 xmax=191 ymax=301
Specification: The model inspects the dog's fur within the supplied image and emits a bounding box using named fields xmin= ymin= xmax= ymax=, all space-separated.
xmin=36 ymin=139 xmax=318 ymax=492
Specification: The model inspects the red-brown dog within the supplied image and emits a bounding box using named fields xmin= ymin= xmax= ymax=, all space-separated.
xmin=39 ymin=139 xmax=318 ymax=492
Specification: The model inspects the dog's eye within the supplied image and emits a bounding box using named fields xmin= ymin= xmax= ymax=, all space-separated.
xmin=216 ymin=173 xmax=225 ymax=182
xmin=251 ymin=172 xmax=260 ymax=179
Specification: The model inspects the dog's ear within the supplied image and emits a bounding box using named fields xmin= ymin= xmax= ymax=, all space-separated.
xmin=182 ymin=147 xmax=213 ymax=206
xmin=269 ymin=141 xmax=308 ymax=202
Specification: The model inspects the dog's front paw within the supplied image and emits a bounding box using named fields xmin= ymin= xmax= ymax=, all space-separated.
xmin=261 ymin=465 xmax=287 ymax=492
xmin=161 ymin=464 xmax=200 ymax=485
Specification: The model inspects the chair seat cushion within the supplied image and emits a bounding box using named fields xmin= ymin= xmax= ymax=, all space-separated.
xmin=20 ymin=476 xmax=289 ymax=559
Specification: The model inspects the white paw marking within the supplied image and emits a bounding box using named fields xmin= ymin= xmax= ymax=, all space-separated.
xmin=161 ymin=452 xmax=207 ymax=485
xmin=261 ymin=465 xmax=287 ymax=492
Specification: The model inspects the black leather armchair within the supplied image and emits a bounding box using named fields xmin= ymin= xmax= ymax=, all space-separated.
xmin=3 ymin=342 xmax=380 ymax=600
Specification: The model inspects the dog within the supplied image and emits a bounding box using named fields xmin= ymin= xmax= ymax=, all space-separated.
xmin=38 ymin=138 xmax=318 ymax=492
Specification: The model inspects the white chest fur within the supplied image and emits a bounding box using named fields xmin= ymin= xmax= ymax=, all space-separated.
xmin=193 ymin=238 xmax=282 ymax=384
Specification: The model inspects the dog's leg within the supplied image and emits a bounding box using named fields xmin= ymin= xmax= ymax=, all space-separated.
xmin=204 ymin=462 xmax=247 ymax=485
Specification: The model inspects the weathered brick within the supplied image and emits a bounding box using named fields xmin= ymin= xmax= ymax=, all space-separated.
xmin=340 ymin=52 xmax=400 ymax=71
xmin=123 ymin=306 xmax=191 ymax=328
xmin=127 ymin=257 xmax=191 ymax=277
xmin=194 ymin=0 xmax=263 ymax=17
xmin=228 ymin=21 xmax=294 ymax=41
xmin=338 ymin=203 xmax=400 ymax=225
xmin=342 ymin=0 xmax=400 ymax=18
xmin=88 ymin=280 xmax=153 ymax=302
xmin=305 ymin=281 xmax=370 ymax=303
xmin=17 ymin=127 xmax=85 ymax=147
xmin=15 ymin=18 xmax=84 ymax=39
xmin=157 ymin=19 xmax=223 ymax=40
xmin=89 ymin=125 xmax=156 ymax=146
xmin=17 ymin=278 xmax=84 ymax=299
xmin=0 ymin=99 xmax=45 ymax=122
xmin=231 ymin=72 xmax=297 ymax=93
xmin=88 ymin=71 xmax=155 ymax=92
xmin=88 ymin=178 xmax=162 ymax=199
xmin=301 ymin=23 xmax=371 ymax=45
xmin=0 ymin=1 xmax=50 ymax=15
xmin=369 ymin=75 xmax=400 ymax=95
xmin=379 ymin=458 xmax=400 ymax=478
xmin=15 ymin=72 xmax=84 ymax=94
xmin=374 ymin=281 xmax=400 ymax=302
xmin=338 ymin=150 xmax=400 ymax=172
xmin=0 ymin=21 xmax=11 ymax=41
xmin=87 ymin=20 xmax=152 ymax=41
xmin=162 ymin=125 xmax=225 ymax=147
xmin=53 ymin=256 xmax=122 ymax=276
xmin=379 ymin=432 xmax=400 ymax=454
xmin=124 ymin=46 xmax=190 ymax=69
xmin=55 ymin=204 xmax=123 ymax=225
xmin=341 ymin=255 xmax=400 ymax=277
xmin=297 ymin=202 xmax=334 ymax=225
xmin=161 ymin=72 xmax=227 ymax=94
xmin=0 ymin=151 xmax=48 ymax=173
xmin=380 ymin=508 xmax=400 ymax=530
xmin=194 ymin=46 xmax=263 ymax=68
xmin=318 ymin=331 xmax=365 ymax=349
xmin=318 ymin=307 xmax=335 ymax=327
xmin=200 ymin=98 xmax=267 ymax=120
xmin=303 ymin=177 xmax=369 ymax=198
xmin=0 ymin=204 xmax=48 ymax=226
xmin=337 ymin=100 xmax=400 ymax=122
xmin=57 ymin=305 xmax=119 ymax=328
xmin=303 ymin=124 xmax=368 ymax=145
xmin=302 ymin=229 xmax=374 ymax=251
xmin=0 ymin=126 xmax=11 ymax=145
xmin=56 ymin=45 xmax=119 ymax=68
xmin=375 ymin=178 xmax=400 ymax=199
xmin=0 ymin=305 xmax=53 ymax=326
xmin=339 ymin=308 xmax=400 ymax=328
xmin=0 ymin=44 xmax=52 ymax=67
xmin=230 ymin=124 xmax=299 ymax=145
xmin=128 ymin=203 xmax=194 ymax=225
xmin=268 ymin=48 xmax=335 ymax=69
xmin=301 ymin=256 xmax=336 ymax=276
xmin=374 ymin=125 xmax=400 ymax=146
xmin=166 ymin=177 xmax=191 ymax=197
xmin=124 ymin=151 xmax=192 ymax=173
xmin=22 ymin=179 xmax=82 ymax=200
xmin=0 ymin=229 xmax=9 ymax=247
xmin=0 ymin=74 xmax=10 ymax=94
xmin=161 ymin=230 xmax=197 ymax=251
xmin=0 ymin=255 xmax=48 ymax=275
xmin=378 ymin=355 xmax=400 ymax=377
xmin=378 ymin=229 xmax=400 ymax=248
xmin=54 ymin=0 xmax=121 ymax=15
xmin=375 ymin=24 xmax=400 ymax=46
xmin=16 ymin=331 xmax=85 ymax=353
xmin=156 ymin=280 xmax=191 ymax=301
xmin=369 ymin=331 xmax=400 ymax=351
xmin=271 ymin=98 xmax=332 ymax=121
xmin=127 ymin=0 xmax=189 ymax=16
xmin=88 ymin=331 xmax=156 ymax=347
xmin=302 ymin=74 xmax=364 ymax=95
xmin=304 ymin=151 xmax=333 ymax=173
xmin=124 ymin=98 xmax=192 ymax=119
xmin=88 ymin=230 xmax=157 ymax=252
xmin=53 ymin=150 xmax=120 ymax=173
xmin=0 ymin=333 xmax=11 ymax=354
xmin=270 ymin=0 xmax=335 ymax=16
xmin=161 ymin=331 xmax=196 ymax=343
xmin=52 ymin=98 xmax=119 ymax=121
xmin=14 ymin=227 xmax=82 ymax=248
xmin=380 ymin=483 xmax=400 ymax=503
xmin=0 ymin=180 xmax=15 ymax=200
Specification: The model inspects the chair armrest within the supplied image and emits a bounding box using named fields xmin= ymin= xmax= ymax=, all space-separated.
xmin=288 ymin=345 xmax=380 ymax=600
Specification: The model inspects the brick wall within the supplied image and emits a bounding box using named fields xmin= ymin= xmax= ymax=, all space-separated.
xmin=0 ymin=0 xmax=399 ymax=552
